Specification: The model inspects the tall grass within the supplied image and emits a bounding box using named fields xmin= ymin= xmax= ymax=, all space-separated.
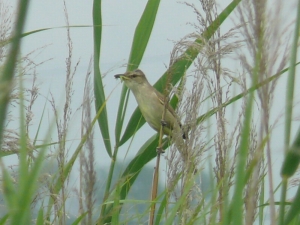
xmin=0 ymin=0 xmax=300 ymax=224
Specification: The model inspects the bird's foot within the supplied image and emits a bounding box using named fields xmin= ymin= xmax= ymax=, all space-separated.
xmin=156 ymin=147 xmax=165 ymax=154
xmin=160 ymin=120 xmax=167 ymax=127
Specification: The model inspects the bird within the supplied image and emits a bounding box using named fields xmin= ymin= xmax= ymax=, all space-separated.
xmin=115 ymin=69 xmax=197 ymax=173
xmin=114 ymin=69 xmax=186 ymax=141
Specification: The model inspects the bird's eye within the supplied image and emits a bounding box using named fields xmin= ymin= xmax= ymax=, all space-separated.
xmin=131 ymin=75 xmax=137 ymax=78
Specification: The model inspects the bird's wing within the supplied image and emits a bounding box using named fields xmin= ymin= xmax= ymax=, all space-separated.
xmin=154 ymin=88 xmax=187 ymax=139
xmin=154 ymin=89 xmax=182 ymax=124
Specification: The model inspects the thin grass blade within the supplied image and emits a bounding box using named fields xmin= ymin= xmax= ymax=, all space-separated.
xmin=115 ymin=0 xmax=161 ymax=145
xmin=71 ymin=212 xmax=88 ymax=225
xmin=0 ymin=0 xmax=30 ymax=146
xmin=36 ymin=205 xmax=44 ymax=225
xmin=127 ymin=0 xmax=161 ymax=71
xmin=283 ymin=184 xmax=300 ymax=225
xmin=93 ymin=0 xmax=112 ymax=157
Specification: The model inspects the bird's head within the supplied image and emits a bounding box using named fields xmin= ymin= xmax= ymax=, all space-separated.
xmin=114 ymin=69 xmax=149 ymax=89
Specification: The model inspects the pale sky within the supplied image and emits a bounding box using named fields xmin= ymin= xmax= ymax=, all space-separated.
xmin=3 ymin=0 xmax=300 ymax=205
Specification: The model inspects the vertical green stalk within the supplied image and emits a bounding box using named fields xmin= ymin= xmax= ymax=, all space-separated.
xmin=279 ymin=0 xmax=300 ymax=224
xmin=14 ymin=67 xmax=30 ymax=224
xmin=259 ymin=161 xmax=265 ymax=225
xmin=230 ymin=22 xmax=263 ymax=225
xmin=284 ymin=1 xmax=300 ymax=150
xmin=231 ymin=65 xmax=255 ymax=225
xmin=0 ymin=0 xmax=30 ymax=146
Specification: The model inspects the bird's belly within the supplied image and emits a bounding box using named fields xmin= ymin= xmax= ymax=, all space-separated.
xmin=135 ymin=93 xmax=164 ymax=131
xmin=141 ymin=102 xmax=162 ymax=131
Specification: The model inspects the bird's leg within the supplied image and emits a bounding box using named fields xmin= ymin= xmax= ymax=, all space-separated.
xmin=158 ymin=111 xmax=168 ymax=154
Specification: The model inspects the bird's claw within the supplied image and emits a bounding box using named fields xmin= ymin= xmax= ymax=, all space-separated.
xmin=160 ymin=120 xmax=167 ymax=127
xmin=156 ymin=147 xmax=165 ymax=154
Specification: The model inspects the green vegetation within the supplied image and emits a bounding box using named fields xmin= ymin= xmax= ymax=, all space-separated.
xmin=1 ymin=0 xmax=300 ymax=224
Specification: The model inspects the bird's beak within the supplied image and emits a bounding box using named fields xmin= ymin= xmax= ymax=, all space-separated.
xmin=114 ymin=73 xmax=130 ymax=81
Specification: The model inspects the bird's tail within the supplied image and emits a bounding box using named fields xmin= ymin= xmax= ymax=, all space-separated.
xmin=171 ymin=128 xmax=197 ymax=174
